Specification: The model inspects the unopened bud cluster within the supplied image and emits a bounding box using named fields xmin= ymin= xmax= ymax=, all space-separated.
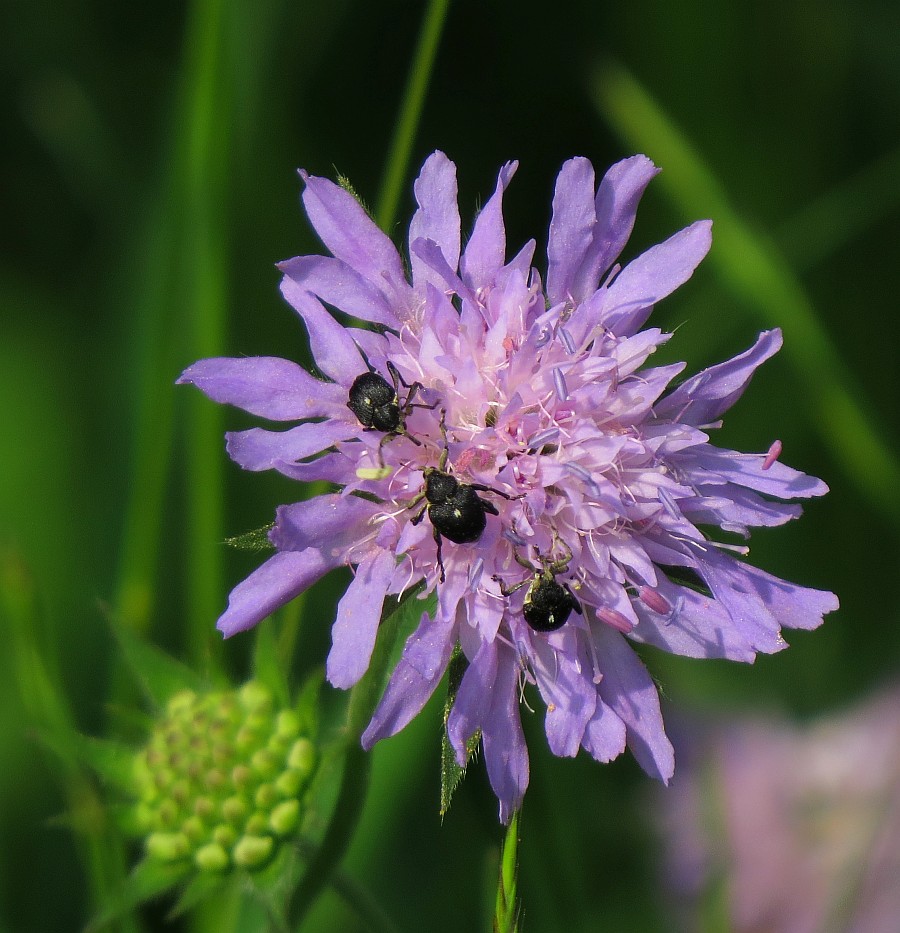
xmin=132 ymin=682 xmax=315 ymax=872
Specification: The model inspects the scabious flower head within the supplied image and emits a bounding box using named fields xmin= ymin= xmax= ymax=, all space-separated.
xmin=133 ymin=683 xmax=316 ymax=872
xmin=179 ymin=152 xmax=838 ymax=822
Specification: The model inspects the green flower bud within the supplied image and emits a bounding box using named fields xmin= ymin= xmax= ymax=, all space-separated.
xmin=131 ymin=680 xmax=317 ymax=876
xmin=287 ymin=738 xmax=315 ymax=776
xmin=146 ymin=832 xmax=190 ymax=862
xmin=269 ymin=800 xmax=300 ymax=836
xmin=254 ymin=783 xmax=277 ymax=810
xmin=195 ymin=843 xmax=229 ymax=873
xmin=275 ymin=769 xmax=303 ymax=798
xmin=212 ymin=824 xmax=237 ymax=849
xmin=275 ymin=710 xmax=301 ymax=739
xmin=233 ymin=835 xmax=273 ymax=869
xmin=245 ymin=812 xmax=269 ymax=836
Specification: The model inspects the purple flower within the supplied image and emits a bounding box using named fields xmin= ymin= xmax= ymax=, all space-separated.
xmin=179 ymin=152 xmax=838 ymax=822
xmin=656 ymin=687 xmax=900 ymax=932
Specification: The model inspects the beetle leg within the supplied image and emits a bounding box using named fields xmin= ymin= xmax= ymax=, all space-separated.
xmin=468 ymin=482 xmax=522 ymax=501
xmin=433 ymin=525 xmax=445 ymax=583
xmin=492 ymin=573 xmax=529 ymax=597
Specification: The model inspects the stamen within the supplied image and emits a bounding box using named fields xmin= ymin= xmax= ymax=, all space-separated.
xmin=558 ymin=327 xmax=576 ymax=354
xmin=528 ymin=427 xmax=560 ymax=450
xmin=762 ymin=439 xmax=782 ymax=471
xmin=553 ymin=367 xmax=568 ymax=401
xmin=596 ymin=606 xmax=635 ymax=634
xmin=503 ymin=527 xmax=528 ymax=547
xmin=658 ymin=486 xmax=680 ymax=520
xmin=564 ymin=461 xmax=602 ymax=496
xmin=638 ymin=585 xmax=671 ymax=615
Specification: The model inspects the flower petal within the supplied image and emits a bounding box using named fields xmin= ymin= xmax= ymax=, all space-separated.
xmin=217 ymin=550 xmax=337 ymax=637
xmin=279 ymin=255 xmax=399 ymax=328
xmin=728 ymin=560 xmax=839 ymax=632
xmin=271 ymin=493 xmax=380 ymax=552
xmin=460 ymin=161 xmax=518 ymax=288
xmin=602 ymin=220 xmax=713 ymax=336
xmin=570 ymin=154 xmax=660 ymax=303
xmin=547 ymin=157 xmax=598 ymax=305
xmin=629 ymin=575 xmax=758 ymax=662
xmin=680 ymin=445 xmax=829 ymax=499
xmin=656 ymin=330 xmax=783 ymax=425
xmin=271 ymin=451 xmax=357 ymax=484
xmin=409 ymin=151 xmax=461 ymax=292
xmin=225 ymin=421 xmax=357 ymax=471
xmin=280 ymin=280 xmax=367 ymax=387
xmin=177 ymin=356 xmax=346 ymax=421
xmin=592 ymin=624 xmax=675 ymax=782
xmin=482 ymin=641 xmax=530 ymax=823
xmin=581 ymin=697 xmax=627 ymax=764
xmin=360 ymin=608 xmax=456 ymax=748
xmin=300 ymin=171 xmax=412 ymax=312
xmin=327 ymin=548 xmax=397 ymax=688
xmin=687 ymin=544 xmax=790 ymax=654
xmin=531 ymin=633 xmax=597 ymax=757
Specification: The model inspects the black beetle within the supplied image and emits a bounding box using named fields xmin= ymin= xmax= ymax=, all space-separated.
xmin=495 ymin=544 xmax=582 ymax=632
xmin=410 ymin=412 xmax=518 ymax=581
xmin=347 ymin=361 xmax=434 ymax=459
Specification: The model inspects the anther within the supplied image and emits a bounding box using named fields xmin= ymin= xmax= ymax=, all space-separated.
xmin=762 ymin=439 xmax=782 ymax=471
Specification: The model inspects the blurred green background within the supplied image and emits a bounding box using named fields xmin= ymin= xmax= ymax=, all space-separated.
xmin=2 ymin=0 xmax=899 ymax=929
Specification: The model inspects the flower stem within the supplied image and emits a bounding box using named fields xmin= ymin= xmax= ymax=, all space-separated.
xmin=374 ymin=0 xmax=452 ymax=232
xmin=494 ymin=810 xmax=522 ymax=933
xmin=285 ymin=592 xmax=418 ymax=929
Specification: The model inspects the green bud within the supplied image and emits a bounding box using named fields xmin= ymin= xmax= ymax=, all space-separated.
xmin=195 ymin=843 xmax=230 ymax=873
xmin=239 ymin=682 xmax=272 ymax=714
xmin=245 ymin=812 xmax=269 ymax=836
xmin=275 ymin=769 xmax=303 ymax=798
xmin=233 ymin=835 xmax=273 ymax=869
xmin=132 ymin=680 xmax=317 ymax=877
xmin=276 ymin=710 xmax=300 ymax=739
xmin=254 ymin=782 xmax=277 ymax=809
xmin=194 ymin=796 xmax=215 ymax=820
xmin=222 ymin=795 xmax=248 ymax=824
xmin=269 ymin=800 xmax=300 ymax=836
xmin=182 ymin=815 xmax=205 ymax=842
xmin=146 ymin=832 xmax=190 ymax=862
xmin=251 ymin=749 xmax=277 ymax=778
xmin=288 ymin=739 xmax=316 ymax=776
xmin=231 ymin=764 xmax=252 ymax=788
xmin=212 ymin=823 xmax=237 ymax=848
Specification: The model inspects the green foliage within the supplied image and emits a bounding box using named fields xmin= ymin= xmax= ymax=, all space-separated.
xmin=225 ymin=524 xmax=277 ymax=553
xmin=440 ymin=644 xmax=480 ymax=819
xmin=112 ymin=616 xmax=210 ymax=710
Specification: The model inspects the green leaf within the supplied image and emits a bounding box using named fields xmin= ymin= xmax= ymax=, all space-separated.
xmin=225 ymin=523 xmax=276 ymax=552
xmin=440 ymin=644 xmax=479 ymax=819
xmin=252 ymin=618 xmax=290 ymax=709
xmin=111 ymin=619 xmax=208 ymax=711
xmin=168 ymin=871 xmax=228 ymax=919
xmin=87 ymin=859 xmax=191 ymax=931
xmin=70 ymin=734 xmax=137 ymax=794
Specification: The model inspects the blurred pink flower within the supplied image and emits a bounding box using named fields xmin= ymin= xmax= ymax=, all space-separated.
xmin=657 ymin=686 xmax=900 ymax=932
